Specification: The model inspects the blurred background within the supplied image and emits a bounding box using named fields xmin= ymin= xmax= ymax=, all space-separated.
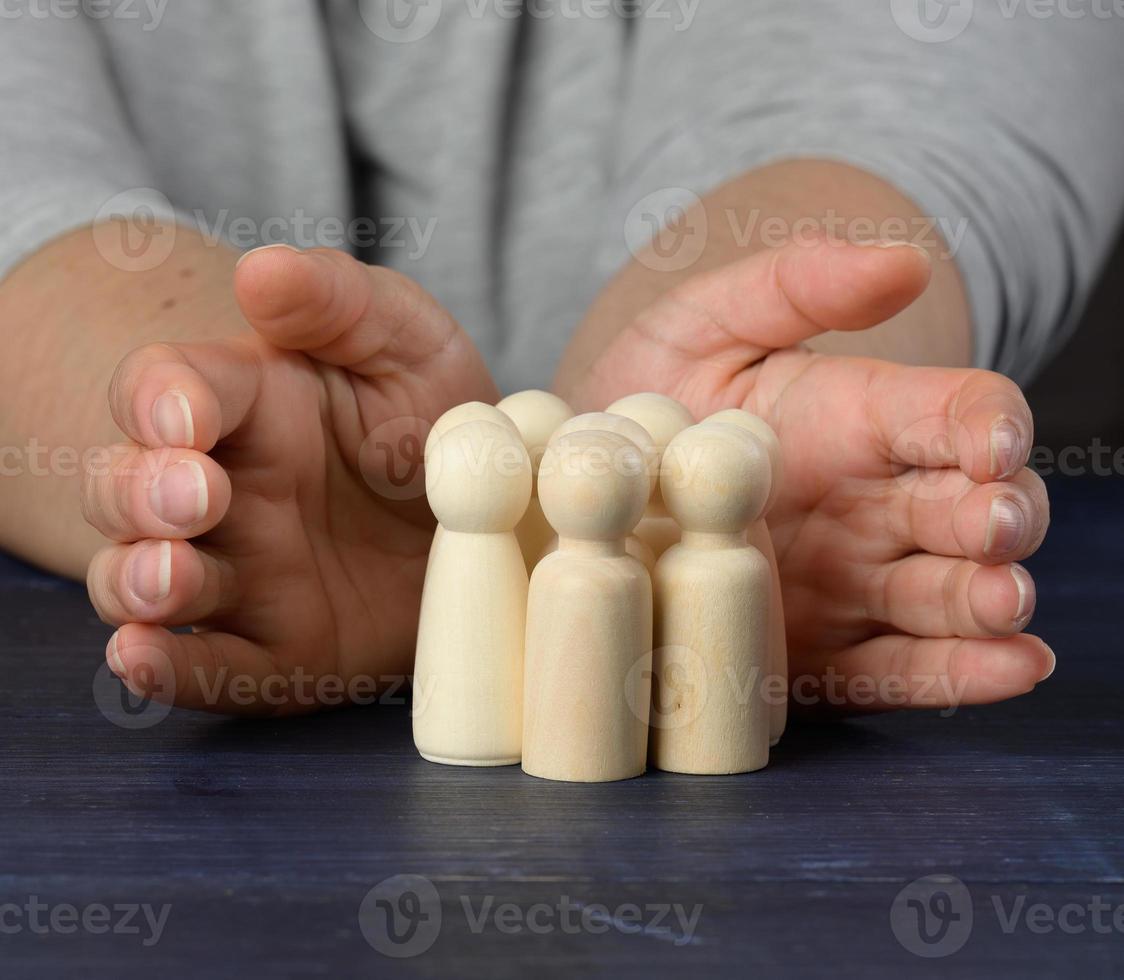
xmin=1029 ymin=232 xmax=1124 ymax=450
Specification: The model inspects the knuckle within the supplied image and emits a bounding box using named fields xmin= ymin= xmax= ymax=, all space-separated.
xmin=941 ymin=560 xmax=964 ymax=621
xmin=979 ymin=369 xmax=1025 ymax=403
xmin=86 ymin=555 xmax=120 ymax=624
xmin=117 ymin=342 xmax=182 ymax=391
xmin=82 ymin=454 xmax=132 ymax=534
xmin=79 ymin=466 xmax=101 ymax=527
xmin=134 ymin=341 xmax=183 ymax=364
xmin=105 ymin=464 xmax=136 ymax=533
xmin=961 ymin=370 xmax=1029 ymax=420
xmin=943 ymin=638 xmax=970 ymax=686
xmin=109 ymin=343 xmax=184 ymax=423
xmin=885 ymin=635 xmax=916 ymax=685
xmin=866 ymin=563 xmax=893 ymax=624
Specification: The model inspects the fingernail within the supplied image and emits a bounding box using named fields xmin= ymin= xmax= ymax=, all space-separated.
xmin=985 ymin=495 xmax=1025 ymax=558
xmin=107 ymin=631 xmax=125 ymax=677
xmin=149 ymin=460 xmax=207 ymax=527
xmin=127 ymin=540 xmax=172 ymax=604
xmin=236 ymin=243 xmax=301 ymax=268
xmin=152 ymin=390 xmax=195 ymax=447
xmin=853 ymin=238 xmax=928 ymax=254
xmin=1039 ymin=643 xmax=1056 ymax=682
xmin=1010 ymin=563 xmax=1035 ymax=626
xmin=990 ymin=419 xmax=1024 ymax=480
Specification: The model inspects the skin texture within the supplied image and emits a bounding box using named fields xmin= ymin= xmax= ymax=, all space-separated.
xmin=0 ymin=160 xmax=1052 ymax=716
xmin=50 ymin=237 xmax=494 ymax=712
xmin=0 ymin=222 xmax=247 ymax=573
xmin=555 ymin=160 xmax=974 ymax=390
xmin=557 ymin=164 xmax=1052 ymax=715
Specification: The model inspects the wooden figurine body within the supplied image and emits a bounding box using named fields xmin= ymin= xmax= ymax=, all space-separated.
xmin=522 ymin=430 xmax=653 ymax=783
xmin=497 ymin=390 xmax=574 ymax=574
xmin=535 ymin=516 xmax=656 ymax=570
xmin=706 ymin=409 xmax=787 ymax=746
xmin=650 ymin=422 xmax=773 ymax=774
xmin=413 ymin=418 xmax=531 ymax=766
xmin=607 ymin=393 xmax=695 ymax=561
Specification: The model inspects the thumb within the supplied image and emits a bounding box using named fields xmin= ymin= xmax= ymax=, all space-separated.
xmin=656 ymin=234 xmax=931 ymax=357
xmin=580 ymin=236 xmax=931 ymax=408
xmin=233 ymin=244 xmax=497 ymax=406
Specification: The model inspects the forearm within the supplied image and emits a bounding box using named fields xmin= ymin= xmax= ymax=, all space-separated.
xmin=555 ymin=159 xmax=973 ymax=398
xmin=0 ymin=223 xmax=244 ymax=578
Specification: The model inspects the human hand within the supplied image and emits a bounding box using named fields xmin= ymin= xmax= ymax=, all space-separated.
xmin=83 ymin=246 xmax=498 ymax=714
xmin=566 ymin=238 xmax=1053 ymax=715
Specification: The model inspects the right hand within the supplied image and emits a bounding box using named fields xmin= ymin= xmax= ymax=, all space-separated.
xmin=83 ymin=246 xmax=499 ymax=714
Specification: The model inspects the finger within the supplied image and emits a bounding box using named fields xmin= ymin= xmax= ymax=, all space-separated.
xmin=234 ymin=246 xmax=496 ymax=405
xmin=641 ymin=236 xmax=930 ymax=358
xmin=795 ymin=633 xmax=1055 ymax=714
xmin=109 ymin=340 xmax=262 ymax=450
xmin=81 ymin=444 xmax=231 ymax=542
xmin=106 ymin=623 xmax=294 ymax=716
xmin=583 ymin=237 xmax=930 ymax=406
xmin=87 ymin=539 xmax=231 ymax=626
xmin=868 ymin=556 xmax=1036 ymax=639
xmin=890 ymin=466 xmax=1050 ymax=564
xmin=868 ymin=361 xmax=1034 ymax=482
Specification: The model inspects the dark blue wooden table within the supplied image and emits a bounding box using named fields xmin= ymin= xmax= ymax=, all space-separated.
xmin=1 ymin=476 xmax=1121 ymax=978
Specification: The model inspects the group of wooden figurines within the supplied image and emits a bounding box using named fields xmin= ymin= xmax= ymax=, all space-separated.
xmin=411 ymin=391 xmax=785 ymax=782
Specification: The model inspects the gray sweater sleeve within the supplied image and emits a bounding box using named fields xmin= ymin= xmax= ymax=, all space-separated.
xmin=0 ymin=13 xmax=177 ymax=280
xmin=1 ymin=3 xmax=1120 ymax=385
xmin=608 ymin=0 xmax=1124 ymax=382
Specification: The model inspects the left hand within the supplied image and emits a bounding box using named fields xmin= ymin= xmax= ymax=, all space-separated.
xmin=565 ymin=238 xmax=1053 ymax=715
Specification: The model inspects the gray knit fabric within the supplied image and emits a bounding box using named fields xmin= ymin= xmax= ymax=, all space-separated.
xmin=1 ymin=0 xmax=1121 ymax=388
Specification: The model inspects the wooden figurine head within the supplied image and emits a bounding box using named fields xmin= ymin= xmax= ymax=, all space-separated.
xmin=606 ymin=393 xmax=694 ymax=452
xmin=425 ymin=420 xmax=531 ymax=533
xmin=606 ymin=393 xmax=695 ymax=512
xmin=550 ymin=412 xmax=659 ymax=503
xmin=424 ymin=402 xmax=519 ymax=461
xmin=661 ymin=422 xmax=772 ymax=535
xmin=538 ymin=430 xmax=650 ymax=543
xmin=497 ymin=390 xmax=574 ymax=477
xmin=705 ymin=409 xmax=783 ymax=516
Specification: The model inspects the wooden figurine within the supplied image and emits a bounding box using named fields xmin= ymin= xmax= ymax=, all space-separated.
xmin=422 ymin=401 xmax=520 ymax=553
xmin=496 ymin=390 xmax=575 ymax=574
xmin=424 ymin=400 xmax=519 ymax=459
xmin=536 ymin=412 xmax=659 ymax=573
xmin=650 ymin=422 xmax=772 ymax=774
xmin=412 ymin=418 xmax=531 ymax=766
xmin=607 ymin=393 xmax=695 ymax=560
xmin=706 ymin=409 xmax=787 ymax=746
xmin=522 ymin=430 xmax=653 ymax=782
